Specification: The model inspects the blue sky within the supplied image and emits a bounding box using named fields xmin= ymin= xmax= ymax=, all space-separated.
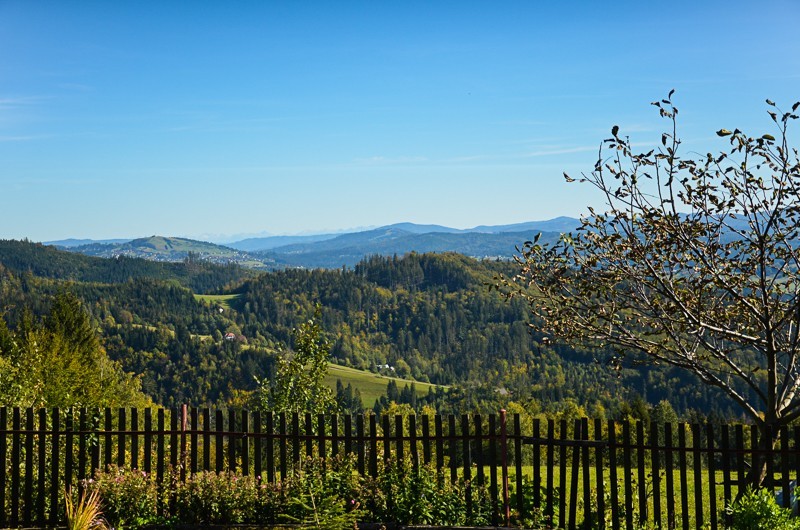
xmin=1 ymin=1 xmax=799 ymax=242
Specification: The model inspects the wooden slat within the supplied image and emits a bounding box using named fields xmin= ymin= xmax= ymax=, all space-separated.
xmin=678 ymin=424 xmax=689 ymax=530
xmin=241 ymin=410 xmax=249 ymax=475
xmin=435 ymin=414 xmax=445 ymax=472
xmin=449 ymin=415 xmax=457 ymax=484
xmin=130 ymin=408 xmax=139 ymax=470
xmin=279 ymin=413 xmax=288 ymax=479
xmin=24 ymin=408 xmax=34 ymax=525
xmin=49 ymin=408 xmax=59 ymax=526
xmin=489 ymin=414 xmax=499 ymax=526
xmin=462 ymin=414 xmax=472 ymax=519
xmin=64 ymin=409 xmax=73 ymax=497
xmin=558 ymin=419 xmax=568 ymax=528
xmin=608 ymin=420 xmax=619 ymax=530
xmin=409 ymin=414 xmax=418 ymax=471
xmin=202 ymin=408 xmax=211 ymax=472
xmin=317 ymin=413 xmax=326 ymax=463
xmin=545 ymin=419 xmax=555 ymax=528
xmin=568 ymin=419 xmax=581 ymax=530
xmin=11 ymin=407 xmax=20 ymax=526
xmin=750 ymin=425 xmax=759 ymax=489
xmin=189 ymin=407 xmax=197 ymax=474
xmin=332 ymin=413 xmax=339 ymax=458
xmin=692 ymin=423 xmax=703 ymax=530
xmin=144 ymin=408 xmax=153 ymax=474
xmin=253 ymin=411 xmax=262 ymax=479
xmin=118 ymin=408 xmax=126 ymax=467
xmin=291 ymin=413 xmax=300 ymax=465
xmin=651 ymin=421 xmax=661 ymax=530
xmin=516 ymin=415 xmax=526 ymax=522
xmin=636 ymin=421 xmax=647 ymax=524
xmin=475 ymin=414 xmax=484 ymax=486
xmin=345 ymin=414 xmax=353 ymax=457
xmin=622 ymin=421 xmax=633 ymax=530
xmin=104 ymin=408 xmax=113 ymax=469
xmin=735 ymin=425 xmax=745 ymax=499
xmin=369 ymin=414 xmax=378 ymax=477
xmin=266 ymin=412 xmax=275 ymax=483
xmin=594 ymin=419 xmax=605 ymax=530
xmin=357 ymin=414 xmax=365 ymax=474
xmin=664 ymin=422 xmax=675 ymax=530
xmin=383 ymin=414 xmax=391 ymax=465
xmin=227 ymin=409 xmax=236 ymax=471
xmin=157 ymin=409 xmax=165 ymax=482
xmin=37 ymin=409 xmax=48 ymax=524
xmin=422 ymin=415 xmax=431 ymax=465
xmin=721 ymin=425 xmax=732 ymax=524
xmin=707 ymin=424 xmax=717 ymax=530
xmin=582 ymin=418 xmax=591 ymax=530
xmin=395 ymin=415 xmax=403 ymax=461
xmin=215 ymin=410 xmax=224 ymax=473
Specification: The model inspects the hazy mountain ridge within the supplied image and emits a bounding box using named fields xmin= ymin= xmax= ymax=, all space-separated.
xmin=48 ymin=218 xmax=581 ymax=269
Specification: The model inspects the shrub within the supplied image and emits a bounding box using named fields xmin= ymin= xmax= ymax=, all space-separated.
xmin=726 ymin=487 xmax=800 ymax=530
xmin=361 ymin=457 xmax=491 ymax=526
xmin=174 ymin=471 xmax=259 ymax=525
xmin=280 ymin=455 xmax=362 ymax=530
xmin=86 ymin=466 xmax=160 ymax=529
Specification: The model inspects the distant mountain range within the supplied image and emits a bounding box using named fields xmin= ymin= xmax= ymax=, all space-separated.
xmin=47 ymin=218 xmax=580 ymax=269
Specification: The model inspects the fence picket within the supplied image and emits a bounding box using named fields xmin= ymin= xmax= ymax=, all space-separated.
xmin=636 ymin=421 xmax=647 ymax=524
xmin=37 ymin=409 xmax=47 ymax=524
xmin=568 ymin=419 xmax=580 ymax=530
xmin=692 ymin=423 xmax=703 ymax=530
xmin=23 ymin=409 xmax=33 ymax=524
xmin=707 ymin=424 xmax=717 ymax=530
xmin=664 ymin=422 xmax=675 ymax=530
xmin=546 ymin=419 xmax=555 ymax=528
xmin=517 ymin=415 xmax=526 ymax=523
xmin=131 ymin=408 xmax=139 ymax=470
xmin=608 ymin=419 xmax=619 ymax=530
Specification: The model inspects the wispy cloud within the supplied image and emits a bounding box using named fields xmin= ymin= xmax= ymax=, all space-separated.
xmin=0 ymin=96 xmax=50 ymax=109
xmin=0 ymin=135 xmax=49 ymax=142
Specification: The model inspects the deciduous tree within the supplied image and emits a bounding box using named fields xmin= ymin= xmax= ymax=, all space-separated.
xmin=500 ymin=93 xmax=800 ymax=483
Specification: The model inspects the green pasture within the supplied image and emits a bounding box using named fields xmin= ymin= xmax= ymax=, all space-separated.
xmin=324 ymin=363 xmax=443 ymax=405
xmin=193 ymin=293 xmax=242 ymax=311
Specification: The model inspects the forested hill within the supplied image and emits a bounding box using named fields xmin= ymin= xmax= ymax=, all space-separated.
xmin=0 ymin=239 xmax=254 ymax=293
xmin=0 ymin=240 xmax=745 ymax=419
xmin=231 ymin=252 xmax=743 ymax=418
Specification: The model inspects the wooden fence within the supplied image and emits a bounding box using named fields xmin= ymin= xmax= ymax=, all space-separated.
xmin=0 ymin=407 xmax=797 ymax=529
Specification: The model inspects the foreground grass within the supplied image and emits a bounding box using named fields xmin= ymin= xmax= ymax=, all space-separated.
xmin=499 ymin=463 xmax=745 ymax=529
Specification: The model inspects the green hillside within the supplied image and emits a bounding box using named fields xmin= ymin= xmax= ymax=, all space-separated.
xmin=325 ymin=363 xmax=441 ymax=406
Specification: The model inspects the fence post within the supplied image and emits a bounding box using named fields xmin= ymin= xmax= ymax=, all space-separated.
xmin=500 ymin=409 xmax=510 ymax=527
